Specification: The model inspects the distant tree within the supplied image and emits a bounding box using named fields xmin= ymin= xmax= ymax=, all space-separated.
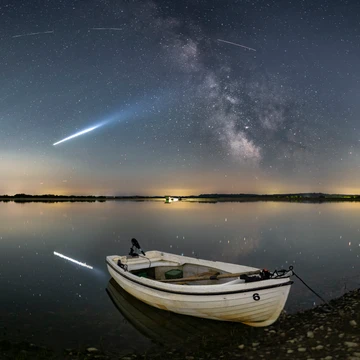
xmin=14 ymin=193 xmax=30 ymax=198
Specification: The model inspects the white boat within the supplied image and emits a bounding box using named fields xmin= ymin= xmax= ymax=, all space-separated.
xmin=106 ymin=242 xmax=293 ymax=327
xmin=106 ymin=279 xmax=235 ymax=344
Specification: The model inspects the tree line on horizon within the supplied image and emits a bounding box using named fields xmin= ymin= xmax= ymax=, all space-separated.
xmin=0 ymin=193 xmax=359 ymax=200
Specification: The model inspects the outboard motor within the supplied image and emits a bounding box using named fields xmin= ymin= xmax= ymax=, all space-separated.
xmin=129 ymin=238 xmax=145 ymax=257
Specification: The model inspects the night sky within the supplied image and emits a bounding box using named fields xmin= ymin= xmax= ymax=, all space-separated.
xmin=1 ymin=0 xmax=359 ymax=196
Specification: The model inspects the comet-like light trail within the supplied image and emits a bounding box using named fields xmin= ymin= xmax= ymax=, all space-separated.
xmin=217 ymin=38 xmax=256 ymax=51
xmin=54 ymin=251 xmax=93 ymax=269
xmin=53 ymin=125 xmax=100 ymax=146
xmin=53 ymin=97 xmax=163 ymax=147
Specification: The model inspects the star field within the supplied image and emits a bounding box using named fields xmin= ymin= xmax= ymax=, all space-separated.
xmin=1 ymin=0 xmax=359 ymax=195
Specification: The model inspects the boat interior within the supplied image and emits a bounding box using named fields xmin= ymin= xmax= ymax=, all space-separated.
xmin=110 ymin=252 xmax=266 ymax=285
xmin=129 ymin=262 xmax=245 ymax=285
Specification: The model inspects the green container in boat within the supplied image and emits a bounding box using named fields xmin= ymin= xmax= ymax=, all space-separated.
xmin=138 ymin=271 xmax=148 ymax=278
xmin=165 ymin=269 xmax=183 ymax=279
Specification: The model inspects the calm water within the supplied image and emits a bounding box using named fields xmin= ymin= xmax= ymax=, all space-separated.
xmin=1 ymin=201 xmax=359 ymax=353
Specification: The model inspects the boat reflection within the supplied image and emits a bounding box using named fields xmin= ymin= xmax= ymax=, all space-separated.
xmin=106 ymin=278 xmax=246 ymax=346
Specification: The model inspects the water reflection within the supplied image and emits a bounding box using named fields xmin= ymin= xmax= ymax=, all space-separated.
xmin=0 ymin=201 xmax=359 ymax=352
xmin=106 ymin=278 xmax=244 ymax=347
xmin=53 ymin=251 xmax=94 ymax=269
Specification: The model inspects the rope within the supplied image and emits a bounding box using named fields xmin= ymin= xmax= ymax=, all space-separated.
xmin=292 ymin=270 xmax=335 ymax=310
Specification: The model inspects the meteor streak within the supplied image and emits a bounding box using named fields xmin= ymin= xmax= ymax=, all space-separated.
xmin=54 ymin=251 xmax=93 ymax=269
xmin=53 ymin=125 xmax=99 ymax=146
xmin=217 ymin=38 xmax=256 ymax=52
xmin=12 ymin=30 xmax=54 ymax=38
xmin=91 ymin=27 xmax=122 ymax=31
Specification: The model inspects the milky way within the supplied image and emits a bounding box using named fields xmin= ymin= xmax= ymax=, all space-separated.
xmin=1 ymin=0 xmax=359 ymax=195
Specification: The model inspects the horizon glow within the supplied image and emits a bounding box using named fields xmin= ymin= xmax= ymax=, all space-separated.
xmin=53 ymin=251 xmax=93 ymax=269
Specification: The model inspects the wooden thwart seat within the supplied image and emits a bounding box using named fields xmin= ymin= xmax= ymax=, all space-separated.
xmin=160 ymin=269 xmax=261 ymax=283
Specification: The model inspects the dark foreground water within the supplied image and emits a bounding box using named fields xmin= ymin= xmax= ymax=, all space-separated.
xmin=0 ymin=201 xmax=359 ymax=353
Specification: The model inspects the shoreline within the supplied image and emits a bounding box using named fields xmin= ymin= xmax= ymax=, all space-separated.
xmin=1 ymin=288 xmax=359 ymax=359
xmin=1 ymin=192 xmax=360 ymax=204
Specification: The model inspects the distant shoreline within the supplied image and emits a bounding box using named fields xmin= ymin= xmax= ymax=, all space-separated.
xmin=1 ymin=193 xmax=360 ymax=203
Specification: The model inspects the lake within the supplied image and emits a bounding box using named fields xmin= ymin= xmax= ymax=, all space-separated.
xmin=0 ymin=200 xmax=359 ymax=354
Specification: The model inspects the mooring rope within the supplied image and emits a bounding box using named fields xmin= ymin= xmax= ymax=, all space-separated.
xmin=291 ymin=269 xmax=336 ymax=310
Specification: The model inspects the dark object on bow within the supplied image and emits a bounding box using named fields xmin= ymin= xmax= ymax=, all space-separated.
xmin=240 ymin=269 xmax=275 ymax=282
xmin=117 ymin=259 xmax=128 ymax=271
xmin=129 ymin=238 xmax=145 ymax=257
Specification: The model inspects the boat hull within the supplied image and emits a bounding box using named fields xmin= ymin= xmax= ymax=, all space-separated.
xmin=106 ymin=253 xmax=291 ymax=327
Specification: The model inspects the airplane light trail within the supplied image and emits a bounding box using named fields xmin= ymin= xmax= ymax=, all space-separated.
xmin=53 ymin=125 xmax=100 ymax=146
xmin=54 ymin=251 xmax=93 ymax=269
xmin=217 ymin=39 xmax=256 ymax=52
xmin=12 ymin=31 xmax=54 ymax=38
